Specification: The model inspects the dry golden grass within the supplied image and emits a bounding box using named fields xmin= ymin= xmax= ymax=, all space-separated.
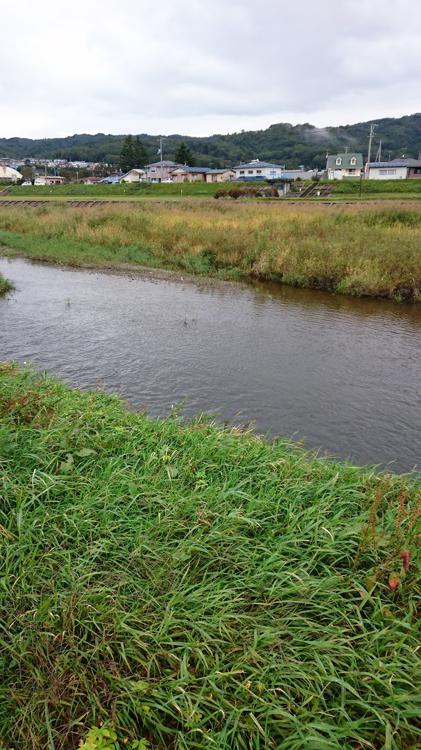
xmin=0 ymin=200 xmax=420 ymax=300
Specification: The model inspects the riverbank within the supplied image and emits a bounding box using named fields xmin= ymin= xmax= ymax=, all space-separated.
xmin=0 ymin=364 xmax=419 ymax=749
xmin=0 ymin=202 xmax=420 ymax=300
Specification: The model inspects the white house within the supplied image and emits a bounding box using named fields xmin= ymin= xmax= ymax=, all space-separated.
xmin=326 ymin=153 xmax=363 ymax=180
xmin=34 ymin=175 xmax=66 ymax=185
xmin=0 ymin=166 xmax=23 ymax=182
xmin=121 ymin=168 xmax=146 ymax=183
xmin=366 ymin=159 xmax=421 ymax=180
xmin=281 ymin=169 xmax=316 ymax=181
xmin=232 ymin=159 xmax=286 ymax=180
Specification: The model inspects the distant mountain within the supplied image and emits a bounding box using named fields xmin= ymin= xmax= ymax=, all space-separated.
xmin=1 ymin=114 xmax=421 ymax=168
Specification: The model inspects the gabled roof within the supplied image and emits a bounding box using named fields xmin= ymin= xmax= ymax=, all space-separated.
xmin=326 ymin=153 xmax=363 ymax=169
xmin=122 ymin=168 xmax=146 ymax=176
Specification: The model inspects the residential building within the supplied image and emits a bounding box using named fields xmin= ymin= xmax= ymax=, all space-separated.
xmin=232 ymin=159 xmax=286 ymax=180
xmin=281 ymin=169 xmax=316 ymax=181
xmin=82 ymin=176 xmax=104 ymax=185
xmin=171 ymin=166 xmax=211 ymax=183
xmin=34 ymin=175 xmax=66 ymax=185
xmin=366 ymin=158 xmax=421 ymax=179
xmin=121 ymin=168 xmax=146 ymax=183
xmin=0 ymin=165 xmax=23 ymax=182
xmin=99 ymin=174 xmax=122 ymax=184
xmin=144 ymin=160 xmax=182 ymax=182
xmin=205 ymin=169 xmax=235 ymax=183
xmin=326 ymin=153 xmax=363 ymax=179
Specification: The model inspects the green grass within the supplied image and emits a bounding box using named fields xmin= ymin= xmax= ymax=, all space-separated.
xmin=0 ymin=272 xmax=13 ymax=296
xmin=7 ymin=182 xmax=234 ymax=198
xmin=0 ymin=202 xmax=421 ymax=300
xmin=0 ymin=365 xmax=420 ymax=749
xmin=6 ymin=178 xmax=421 ymax=202
xmin=328 ymin=179 xmax=421 ymax=195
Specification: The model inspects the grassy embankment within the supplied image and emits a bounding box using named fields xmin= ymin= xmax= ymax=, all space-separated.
xmin=6 ymin=182 xmax=229 ymax=199
xmin=0 ymin=202 xmax=421 ymax=300
xmin=327 ymin=178 xmax=421 ymax=199
xmin=4 ymin=178 xmax=421 ymax=201
xmin=0 ymin=364 xmax=419 ymax=749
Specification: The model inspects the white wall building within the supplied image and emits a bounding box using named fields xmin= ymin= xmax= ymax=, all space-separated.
xmin=121 ymin=168 xmax=146 ymax=183
xmin=232 ymin=159 xmax=286 ymax=180
xmin=282 ymin=169 xmax=316 ymax=181
xmin=34 ymin=175 xmax=66 ymax=185
xmin=0 ymin=166 xmax=23 ymax=182
xmin=326 ymin=153 xmax=363 ymax=180
xmin=366 ymin=159 xmax=421 ymax=179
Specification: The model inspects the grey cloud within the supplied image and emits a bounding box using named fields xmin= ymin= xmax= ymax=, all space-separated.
xmin=1 ymin=0 xmax=421 ymax=137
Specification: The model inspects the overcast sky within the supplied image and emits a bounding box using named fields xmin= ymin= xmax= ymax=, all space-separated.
xmin=1 ymin=0 xmax=421 ymax=138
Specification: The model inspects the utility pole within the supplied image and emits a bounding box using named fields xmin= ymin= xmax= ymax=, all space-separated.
xmin=366 ymin=124 xmax=376 ymax=173
xmin=375 ymin=140 xmax=382 ymax=162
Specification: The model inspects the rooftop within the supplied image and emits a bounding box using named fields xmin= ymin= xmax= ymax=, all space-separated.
xmin=368 ymin=159 xmax=421 ymax=168
xmin=326 ymin=153 xmax=363 ymax=169
xmin=206 ymin=168 xmax=235 ymax=174
xmin=233 ymin=160 xmax=285 ymax=170
xmin=146 ymin=160 xmax=181 ymax=168
xmin=171 ymin=166 xmax=211 ymax=174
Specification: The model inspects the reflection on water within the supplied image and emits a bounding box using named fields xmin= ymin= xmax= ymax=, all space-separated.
xmin=0 ymin=257 xmax=420 ymax=473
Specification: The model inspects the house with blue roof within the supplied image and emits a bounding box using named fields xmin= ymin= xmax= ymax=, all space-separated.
xmin=232 ymin=159 xmax=286 ymax=181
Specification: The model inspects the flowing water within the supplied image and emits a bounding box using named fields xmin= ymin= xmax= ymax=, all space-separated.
xmin=1 ymin=257 xmax=420 ymax=472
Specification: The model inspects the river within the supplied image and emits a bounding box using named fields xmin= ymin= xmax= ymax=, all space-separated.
xmin=0 ymin=257 xmax=420 ymax=473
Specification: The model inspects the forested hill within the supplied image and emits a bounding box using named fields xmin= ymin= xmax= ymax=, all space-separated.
xmin=1 ymin=113 xmax=421 ymax=168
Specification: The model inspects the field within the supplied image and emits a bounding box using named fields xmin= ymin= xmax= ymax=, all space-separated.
xmin=4 ymin=178 xmax=421 ymax=202
xmin=0 ymin=364 xmax=419 ymax=749
xmin=6 ymin=182 xmax=229 ymax=199
xmin=0 ymin=201 xmax=421 ymax=300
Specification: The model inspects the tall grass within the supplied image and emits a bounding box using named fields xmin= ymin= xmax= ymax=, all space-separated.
xmin=0 ymin=202 xmax=420 ymax=299
xmin=0 ymin=365 xmax=420 ymax=749
xmin=0 ymin=272 xmax=12 ymax=296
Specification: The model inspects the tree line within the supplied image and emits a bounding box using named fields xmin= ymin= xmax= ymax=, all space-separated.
xmin=119 ymin=136 xmax=196 ymax=172
xmin=2 ymin=114 xmax=421 ymax=169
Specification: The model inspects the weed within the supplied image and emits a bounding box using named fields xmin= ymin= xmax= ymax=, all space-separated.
xmin=0 ymin=366 xmax=419 ymax=749
xmin=0 ymin=273 xmax=13 ymax=296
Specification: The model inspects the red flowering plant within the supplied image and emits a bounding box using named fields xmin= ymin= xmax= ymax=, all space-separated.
xmin=353 ymin=481 xmax=420 ymax=594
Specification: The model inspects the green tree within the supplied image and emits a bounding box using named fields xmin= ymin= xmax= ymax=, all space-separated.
xmin=120 ymin=135 xmax=148 ymax=172
xmin=18 ymin=163 xmax=35 ymax=183
xmin=119 ymin=135 xmax=135 ymax=172
xmin=174 ymin=141 xmax=195 ymax=166
xmin=133 ymin=137 xmax=148 ymax=167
